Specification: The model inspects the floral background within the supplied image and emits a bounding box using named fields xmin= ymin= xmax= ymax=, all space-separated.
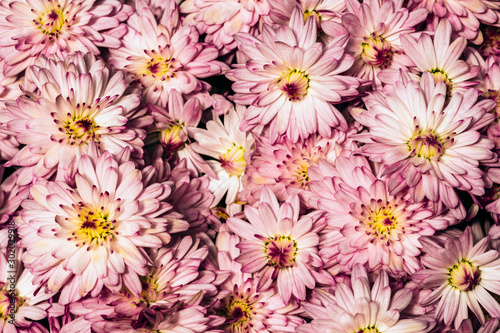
xmin=1 ymin=0 xmax=500 ymax=331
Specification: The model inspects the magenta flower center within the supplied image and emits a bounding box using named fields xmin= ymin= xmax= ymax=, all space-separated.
xmin=264 ymin=234 xmax=298 ymax=269
xmin=62 ymin=115 xmax=99 ymax=145
xmin=160 ymin=124 xmax=186 ymax=155
xmin=277 ymin=69 xmax=310 ymax=101
xmin=68 ymin=205 xmax=116 ymax=247
xmin=0 ymin=283 xmax=24 ymax=320
xmin=221 ymin=294 xmax=254 ymax=329
xmin=361 ymin=36 xmax=393 ymax=68
xmin=448 ymin=259 xmax=481 ymax=292
xmin=407 ymin=130 xmax=444 ymax=161
xmin=35 ymin=7 xmax=67 ymax=37
xmin=219 ymin=144 xmax=247 ymax=177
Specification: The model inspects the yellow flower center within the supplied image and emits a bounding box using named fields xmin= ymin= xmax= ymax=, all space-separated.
xmin=264 ymin=234 xmax=298 ymax=269
xmin=361 ymin=36 xmax=393 ymax=68
xmin=429 ymin=68 xmax=453 ymax=93
xmin=293 ymin=160 xmax=310 ymax=189
xmin=303 ymin=9 xmax=322 ymax=24
xmin=277 ymin=69 xmax=310 ymax=101
xmin=36 ymin=7 xmax=66 ymax=37
xmin=221 ymin=293 xmax=254 ymax=330
xmin=63 ymin=116 xmax=98 ymax=145
xmin=0 ymin=283 xmax=24 ymax=321
xmin=140 ymin=274 xmax=160 ymax=305
xmin=355 ymin=327 xmax=380 ymax=333
xmin=159 ymin=124 xmax=186 ymax=154
xmin=68 ymin=204 xmax=116 ymax=247
xmin=407 ymin=130 xmax=444 ymax=161
xmin=219 ymin=144 xmax=246 ymax=177
xmin=448 ymin=259 xmax=481 ymax=292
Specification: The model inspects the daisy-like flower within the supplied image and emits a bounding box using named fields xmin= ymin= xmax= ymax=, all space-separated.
xmin=413 ymin=227 xmax=500 ymax=329
xmin=147 ymin=89 xmax=215 ymax=178
xmin=181 ymin=0 xmax=271 ymax=56
xmin=307 ymin=154 xmax=453 ymax=277
xmin=108 ymin=0 xmax=229 ymax=107
xmin=396 ymin=19 xmax=479 ymax=95
xmin=227 ymin=8 xmax=363 ymax=143
xmin=411 ymin=0 xmax=500 ymax=44
xmin=0 ymin=52 xmax=148 ymax=185
xmin=18 ymin=150 xmax=187 ymax=305
xmin=191 ymin=105 xmax=254 ymax=210
xmin=341 ymin=0 xmax=427 ymax=88
xmin=297 ymin=264 xmax=434 ymax=333
xmin=240 ymin=131 xmax=348 ymax=205
xmin=226 ymin=186 xmax=330 ymax=304
xmin=0 ymin=0 xmax=131 ymax=76
xmin=351 ymin=71 xmax=496 ymax=219
xmin=210 ymin=225 xmax=303 ymax=332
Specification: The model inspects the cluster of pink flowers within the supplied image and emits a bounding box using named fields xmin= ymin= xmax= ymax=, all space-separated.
xmin=2 ymin=0 xmax=500 ymax=331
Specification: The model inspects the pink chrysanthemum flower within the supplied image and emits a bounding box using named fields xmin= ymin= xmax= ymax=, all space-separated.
xmin=180 ymin=0 xmax=270 ymax=56
xmin=413 ymin=227 xmax=500 ymax=329
xmin=267 ymin=0 xmax=346 ymax=33
xmin=341 ymin=0 xmax=427 ymax=88
xmin=394 ymin=19 xmax=479 ymax=95
xmin=240 ymin=131 xmax=349 ymax=205
xmin=191 ymin=105 xmax=254 ymax=211
xmin=148 ymin=89 xmax=215 ymax=178
xmin=0 ymin=0 xmax=132 ymax=76
xmin=351 ymin=71 xmax=496 ymax=219
xmin=226 ymin=187 xmax=331 ymax=304
xmin=411 ymin=0 xmax=500 ymax=44
xmin=307 ymin=154 xmax=453 ymax=277
xmin=227 ymin=8 xmax=363 ymax=143
xmin=18 ymin=151 xmax=187 ymax=305
xmin=297 ymin=264 xmax=435 ymax=333
xmin=210 ymin=225 xmax=303 ymax=332
xmin=108 ymin=0 xmax=229 ymax=107
xmin=0 ymin=52 xmax=149 ymax=185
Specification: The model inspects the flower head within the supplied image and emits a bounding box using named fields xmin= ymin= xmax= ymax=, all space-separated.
xmin=227 ymin=8 xmax=362 ymax=142
xmin=413 ymin=227 xmax=500 ymax=329
xmin=0 ymin=0 xmax=131 ymax=76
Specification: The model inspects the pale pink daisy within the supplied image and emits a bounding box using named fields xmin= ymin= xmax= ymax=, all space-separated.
xmin=351 ymin=71 xmax=496 ymax=219
xmin=210 ymin=225 xmax=303 ymax=332
xmin=411 ymin=0 xmax=500 ymax=44
xmin=240 ymin=131 xmax=349 ymax=205
xmin=18 ymin=151 xmax=187 ymax=305
xmin=0 ymin=52 xmax=149 ymax=185
xmin=297 ymin=264 xmax=435 ymax=333
xmin=190 ymin=105 xmax=254 ymax=211
xmin=413 ymin=227 xmax=500 ymax=329
xmin=226 ymin=186 xmax=331 ymax=304
xmin=341 ymin=0 xmax=427 ymax=88
xmin=108 ymin=0 xmax=229 ymax=107
xmin=180 ymin=0 xmax=271 ymax=56
xmin=227 ymin=8 xmax=363 ymax=142
xmin=394 ymin=19 xmax=480 ymax=94
xmin=147 ymin=89 xmax=215 ymax=178
xmin=306 ymin=154 xmax=452 ymax=277
xmin=0 ymin=0 xmax=132 ymax=76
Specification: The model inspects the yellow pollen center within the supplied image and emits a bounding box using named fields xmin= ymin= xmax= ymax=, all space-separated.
xmin=145 ymin=56 xmax=176 ymax=79
xmin=277 ymin=69 xmax=310 ymax=101
xmin=36 ymin=7 xmax=66 ymax=36
xmin=361 ymin=36 xmax=393 ymax=68
xmin=429 ymin=68 xmax=453 ymax=93
xmin=355 ymin=327 xmax=380 ymax=333
xmin=0 ymin=283 xmax=24 ymax=321
xmin=303 ymin=9 xmax=321 ymax=24
xmin=264 ymin=234 xmax=298 ymax=269
xmin=448 ymin=259 xmax=481 ymax=291
xmin=219 ymin=144 xmax=246 ymax=177
xmin=70 ymin=205 xmax=115 ymax=246
xmin=63 ymin=115 xmax=99 ymax=145
xmin=407 ymin=130 xmax=444 ymax=161
xmin=159 ymin=124 xmax=185 ymax=154
xmin=293 ymin=160 xmax=310 ymax=188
